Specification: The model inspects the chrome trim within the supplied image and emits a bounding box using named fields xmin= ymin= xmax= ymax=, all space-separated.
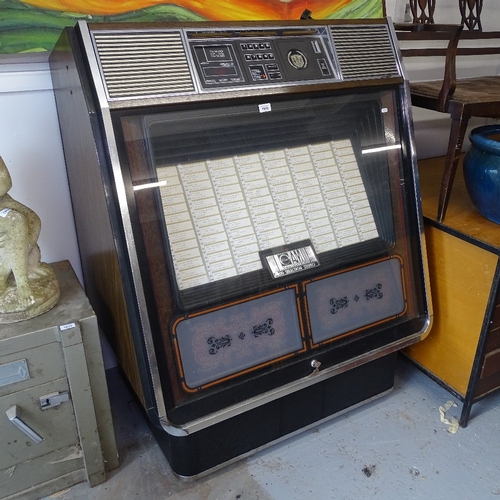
xmin=387 ymin=19 xmax=434 ymax=339
xmin=77 ymin=20 xmax=169 ymax=421
xmin=324 ymin=25 xmax=343 ymax=81
xmin=159 ymin=332 xmax=424 ymax=437
xmin=180 ymin=29 xmax=202 ymax=94
xmin=387 ymin=18 xmax=408 ymax=81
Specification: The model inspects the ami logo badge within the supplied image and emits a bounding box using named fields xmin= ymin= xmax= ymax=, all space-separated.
xmin=263 ymin=241 xmax=319 ymax=278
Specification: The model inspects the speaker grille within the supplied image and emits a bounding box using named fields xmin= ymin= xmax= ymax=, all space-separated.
xmin=92 ymin=31 xmax=195 ymax=100
xmin=330 ymin=25 xmax=400 ymax=81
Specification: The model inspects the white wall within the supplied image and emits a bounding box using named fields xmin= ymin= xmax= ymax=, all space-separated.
xmin=0 ymin=58 xmax=82 ymax=283
xmin=0 ymin=2 xmax=498 ymax=287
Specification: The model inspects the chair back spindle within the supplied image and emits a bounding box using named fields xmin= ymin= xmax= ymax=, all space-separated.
xmin=410 ymin=0 xmax=436 ymax=24
xmin=459 ymin=0 xmax=483 ymax=30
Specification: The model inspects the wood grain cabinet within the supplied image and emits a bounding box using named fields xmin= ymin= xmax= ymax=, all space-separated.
xmin=404 ymin=158 xmax=500 ymax=426
xmin=0 ymin=261 xmax=118 ymax=499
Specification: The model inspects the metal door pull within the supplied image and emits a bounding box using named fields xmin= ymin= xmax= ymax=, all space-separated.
xmin=6 ymin=405 xmax=43 ymax=443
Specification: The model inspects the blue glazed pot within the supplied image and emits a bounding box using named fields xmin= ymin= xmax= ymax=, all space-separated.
xmin=463 ymin=125 xmax=500 ymax=224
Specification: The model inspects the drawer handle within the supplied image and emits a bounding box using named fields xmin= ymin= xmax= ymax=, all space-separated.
xmin=6 ymin=405 xmax=43 ymax=443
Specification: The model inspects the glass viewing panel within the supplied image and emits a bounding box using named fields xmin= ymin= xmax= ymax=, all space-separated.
xmin=122 ymin=90 xmax=408 ymax=309
xmin=118 ymin=88 xmax=424 ymax=400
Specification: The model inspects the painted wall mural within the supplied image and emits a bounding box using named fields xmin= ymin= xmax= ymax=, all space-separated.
xmin=0 ymin=0 xmax=384 ymax=54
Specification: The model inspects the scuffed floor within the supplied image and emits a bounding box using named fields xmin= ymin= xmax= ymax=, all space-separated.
xmin=43 ymin=356 xmax=500 ymax=500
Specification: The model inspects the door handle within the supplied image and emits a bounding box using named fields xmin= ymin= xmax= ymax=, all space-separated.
xmin=6 ymin=405 xmax=43 ymax=443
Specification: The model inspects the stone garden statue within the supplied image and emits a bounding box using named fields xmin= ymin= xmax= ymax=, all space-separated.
xmin=0 ymin=156 xmax=59 ymax=323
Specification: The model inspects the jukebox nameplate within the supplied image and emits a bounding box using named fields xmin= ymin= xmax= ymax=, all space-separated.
xmin=260 ymin=240 xmax=319 ymax=278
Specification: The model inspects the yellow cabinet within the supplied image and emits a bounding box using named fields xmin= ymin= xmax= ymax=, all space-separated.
xmin=405 ymin=158 xmax=500 ymax=426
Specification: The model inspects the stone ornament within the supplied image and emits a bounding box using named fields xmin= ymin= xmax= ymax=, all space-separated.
xmin=0 ymin=156 xmax=59 ymax=323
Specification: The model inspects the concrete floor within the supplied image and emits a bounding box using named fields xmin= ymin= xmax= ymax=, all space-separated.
xmin=43 ymin=356 xmax=500 ymax=500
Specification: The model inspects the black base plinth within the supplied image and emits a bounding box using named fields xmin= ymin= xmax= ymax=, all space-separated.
xmin=149 ymin=353 xmax=398 ymax=478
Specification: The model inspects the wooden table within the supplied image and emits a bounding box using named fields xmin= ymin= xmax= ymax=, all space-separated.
xmin=404 ymin=156 xmax=500 ymax=426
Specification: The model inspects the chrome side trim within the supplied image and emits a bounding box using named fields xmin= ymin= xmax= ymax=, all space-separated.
xmin=387 ymin=19 xmax=434 ymax=339
xmin=77 ymin=20 xmax=168 ymax=421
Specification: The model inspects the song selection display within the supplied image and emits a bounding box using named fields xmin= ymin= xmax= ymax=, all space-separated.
xmin=157 ymin=139 xmax=378 ymax=290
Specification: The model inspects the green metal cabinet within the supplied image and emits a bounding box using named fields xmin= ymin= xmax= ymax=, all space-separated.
xmin=0 ymin=261 xmax=118 ymax=499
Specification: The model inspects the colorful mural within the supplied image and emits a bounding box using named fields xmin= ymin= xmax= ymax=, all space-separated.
xmin=0 ymin=0 xmax=384 ymax=54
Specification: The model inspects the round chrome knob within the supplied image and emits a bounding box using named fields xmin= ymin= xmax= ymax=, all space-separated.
xmin=311 ymin=359 xmax=321 ymax=370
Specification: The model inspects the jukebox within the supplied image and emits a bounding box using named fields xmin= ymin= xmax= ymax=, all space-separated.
xmin=50 ymin=18 xmax=432 ymax=477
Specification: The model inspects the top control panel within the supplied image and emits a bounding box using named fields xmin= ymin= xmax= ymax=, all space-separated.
xmin=88 ymin=21 xmax=402 ymax=102
xmin=188 ymin=30 xmax=339 ymax=88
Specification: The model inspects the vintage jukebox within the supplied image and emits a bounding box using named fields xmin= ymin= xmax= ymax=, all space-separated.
xmin=50 ymin=18 xmax=432 ymax=477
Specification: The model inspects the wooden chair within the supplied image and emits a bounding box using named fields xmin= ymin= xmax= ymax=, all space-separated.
xmin=396 ymin=24 xmax=500 ymax=222
xmin=409 ymin=0 xmax=483 ymax=29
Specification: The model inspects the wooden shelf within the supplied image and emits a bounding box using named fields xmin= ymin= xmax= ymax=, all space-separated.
xmin=418 ymin=155 xmax=500 ymax=249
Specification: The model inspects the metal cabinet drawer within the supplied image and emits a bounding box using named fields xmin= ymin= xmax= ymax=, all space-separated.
xmin=0 ymin=342 xmax=66 ymax=398
xmin=1 ymin=377 xmax=78 ymax=472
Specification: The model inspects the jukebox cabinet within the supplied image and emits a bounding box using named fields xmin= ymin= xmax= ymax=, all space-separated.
xmin=50 ymin=18 xmax=431 ymax=477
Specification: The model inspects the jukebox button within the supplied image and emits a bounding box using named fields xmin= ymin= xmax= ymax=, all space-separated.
xmin=318 ymin=58 xmax=331 ymax=76
xmin=249 ymin=65 xmax=267 ymax=81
